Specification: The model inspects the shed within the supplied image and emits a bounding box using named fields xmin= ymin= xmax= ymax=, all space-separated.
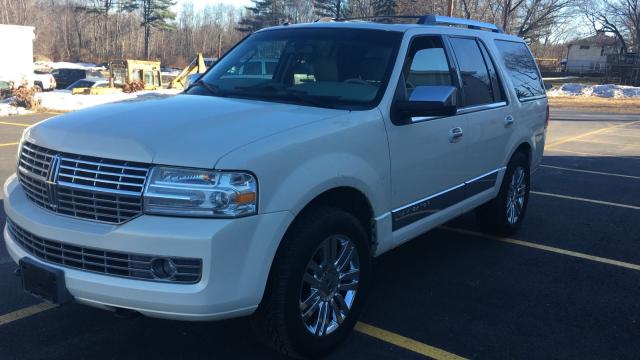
xmin=0 ymin=24 xmax=35 ymax=88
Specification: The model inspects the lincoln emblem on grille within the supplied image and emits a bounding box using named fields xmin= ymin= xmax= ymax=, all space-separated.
xmin=46 ymin=155 xmax=61 ymax=209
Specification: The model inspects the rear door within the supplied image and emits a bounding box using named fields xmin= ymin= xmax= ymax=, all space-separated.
xmin=447 ymin=36 xmax=511 ymax=193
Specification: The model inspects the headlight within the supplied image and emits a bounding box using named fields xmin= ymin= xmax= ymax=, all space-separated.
xmin=143 ymin=167 xmax=257 ymax=217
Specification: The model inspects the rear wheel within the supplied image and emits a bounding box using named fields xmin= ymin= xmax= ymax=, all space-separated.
xmin=475 ymin=152 xmax=530 ymax=236
xmin=253 ymin=207 xmax=371 ymax=359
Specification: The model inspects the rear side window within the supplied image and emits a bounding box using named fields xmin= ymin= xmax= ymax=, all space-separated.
xmin=494 ymin=40 xmax=545 ymax=100
xmin=449 ymin=37 xmax=494 ymax=107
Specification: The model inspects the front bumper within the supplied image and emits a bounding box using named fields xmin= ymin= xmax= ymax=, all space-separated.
xmin=3 ymin=174 xmax=293 ymax=321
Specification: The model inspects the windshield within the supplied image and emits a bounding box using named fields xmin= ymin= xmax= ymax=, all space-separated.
xmin=187 ymin=28 xmax=402 ymax=110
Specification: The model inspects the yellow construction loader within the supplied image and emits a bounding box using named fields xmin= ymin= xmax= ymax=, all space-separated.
xmin=170 ymin=53 xmax=208 ymax=89
xmin=71 ymin=59 xmax=163 ymax=95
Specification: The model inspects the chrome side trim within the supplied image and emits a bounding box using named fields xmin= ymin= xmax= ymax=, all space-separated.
xmin=410 ymin=101 xmax=507 ymax=122
xmin=456 ymin=101 xmax=507 ymax=115
xmin=391 ymin=167 xmax=504 ymax=231
xmin=518 ymin=95 xmax=547 ymax=102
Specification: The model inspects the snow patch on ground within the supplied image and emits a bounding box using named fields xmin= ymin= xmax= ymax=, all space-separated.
xmin=548 ymin=83 xmax=640 ymax=98
xmin=161 ymin=69 xmax=181 ymax=77
xmin=36 ymin=89 xmax=181 ymax=112
xmin=0 ymin=98 xmax=33 ymax=116
xmin=34 ymin=61 xmax=105 ymax=71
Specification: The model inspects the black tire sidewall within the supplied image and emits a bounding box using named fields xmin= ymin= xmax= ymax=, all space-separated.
xmin=497 ymin=152 xmax=530 ymax=233
xmin=280 ymin=208 xmax=371 ymax=357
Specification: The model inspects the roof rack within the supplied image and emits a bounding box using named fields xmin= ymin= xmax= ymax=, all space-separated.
xmin=329 ymin=14 xmax=503 ymax=33
xmin=417 ymin=14 xmax=503 ymax=33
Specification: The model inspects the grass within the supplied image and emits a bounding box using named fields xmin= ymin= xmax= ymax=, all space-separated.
xmin=548 ymin=96 xmax=640 ymax=114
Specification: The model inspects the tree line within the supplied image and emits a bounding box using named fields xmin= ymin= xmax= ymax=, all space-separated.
xmin=1 ymin=0 xmax=638 ymax=68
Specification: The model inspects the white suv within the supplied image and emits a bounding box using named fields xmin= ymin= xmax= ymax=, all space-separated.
xmin=4 ymin=15 xmax=547 ymax=358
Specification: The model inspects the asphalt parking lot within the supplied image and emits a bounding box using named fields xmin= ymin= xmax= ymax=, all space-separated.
xmin=0 ymin=110 xmax=639 ymax=360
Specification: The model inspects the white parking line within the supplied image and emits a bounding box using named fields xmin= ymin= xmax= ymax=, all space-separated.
xmin=539 ymin=165 xmax=640 ymax=180
xmin=531 ymin=191 xmax=640 ymax=210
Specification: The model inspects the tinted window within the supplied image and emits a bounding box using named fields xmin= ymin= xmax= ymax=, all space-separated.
xmin=405 ymin=37 xmax=453 ymax=95
xmin=494 ymin=40 xmax=545 ymax=100
xmin=449 ymin=37 xmax=493 ymax=106
xmin=66 ymin=80 xmax=94 ymax=90
xmin=478 ymin=42 xmax=505 ymax=102
xmin=265 ymin=61 xmax=277 ymax=76
xmin=243 ymin=61 xmax=263 ymax=75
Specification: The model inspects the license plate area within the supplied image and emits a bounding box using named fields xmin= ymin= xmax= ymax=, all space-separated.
xmin=20 ymin=258 xmax=71 ymax=304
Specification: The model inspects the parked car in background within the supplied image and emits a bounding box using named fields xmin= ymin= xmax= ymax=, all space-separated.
xmin=65 ymin=78 xmax=109 ymax=91
xmin=33 ymin=71 xmax=56 ymax=91
xmin=52 ymin=68 xmax=103 ymax=89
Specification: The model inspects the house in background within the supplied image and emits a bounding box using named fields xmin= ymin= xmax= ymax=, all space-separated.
xmin=565 ymin=32 xmax=624 ymax=73
xmin=0 ymin=24 xmax=35 ymax=88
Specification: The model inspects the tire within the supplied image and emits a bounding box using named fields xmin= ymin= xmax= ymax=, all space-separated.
xmin=252 ymin=206 xmax=371 ymax=359
xmin=475 ymin=151 xmax=530 ymax=236
xmin=33 ymin=84 xmax=43 ymax=92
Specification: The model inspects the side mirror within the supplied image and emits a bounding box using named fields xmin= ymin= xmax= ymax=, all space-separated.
xmin=544 ymin=82 xmax=552 ymax=90
xmin=393 ymin=85 xmax=458 ymax=124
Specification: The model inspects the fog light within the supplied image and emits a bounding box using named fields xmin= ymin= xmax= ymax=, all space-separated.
xmin=151 ymin=258 xmax=177 ymax=279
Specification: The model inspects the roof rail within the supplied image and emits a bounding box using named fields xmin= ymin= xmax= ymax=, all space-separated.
xmin=331 ymin=15 xmax=422 ymax=22
xmin=417 ymin=14 xmax=503 ymax=33
xmin=329 ymin=14 xmax=503 ymax=33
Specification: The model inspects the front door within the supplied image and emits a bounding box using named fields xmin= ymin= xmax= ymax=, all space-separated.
xmin=384 ymin=35 xmax=471 ymax=231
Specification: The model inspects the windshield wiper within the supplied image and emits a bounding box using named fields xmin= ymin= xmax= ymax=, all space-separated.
xmin=232 ymin=85 xmax=343 ymax=110
xmin=187 ymin=80 xmax=225 ymax=97
xmin=280 ymin=90 xmax=343 ymax=110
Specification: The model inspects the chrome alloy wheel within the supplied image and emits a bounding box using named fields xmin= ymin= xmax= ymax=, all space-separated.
xmin=300 ymin=234 xmax=360 ymax=336
xmin=506 ymin=166 xmax=527 ymax=225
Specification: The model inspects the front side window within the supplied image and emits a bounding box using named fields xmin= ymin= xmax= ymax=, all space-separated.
xmin=449 ymin=37 xmax=494 ymax=106
xmin=190 ymin=28 xmax=403 ymax=110
xmin=494 ymin=40 xmax=545 ymax=101
xmin=404 ymin=36 xmax=453 ymax=97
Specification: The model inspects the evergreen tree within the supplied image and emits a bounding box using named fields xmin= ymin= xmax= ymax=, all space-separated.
xmin=238 ymin=0 xmax=287 ymax=32
xmin=123 ymin=0 xmax=176 ymax=59
xmin=372 ymin=0 xmax=396 ymax=18
xmin=313 ymin=0 xmax=348 ymax=19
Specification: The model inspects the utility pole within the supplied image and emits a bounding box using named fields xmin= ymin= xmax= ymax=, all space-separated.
xmin=447 ymin=0 xmax=455 ymax=16
xmin=217 ymin=33 xmax=222 ymax=59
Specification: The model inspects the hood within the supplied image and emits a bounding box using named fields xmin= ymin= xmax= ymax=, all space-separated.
xmin=25 ymin=94 xmax=345 ymax=168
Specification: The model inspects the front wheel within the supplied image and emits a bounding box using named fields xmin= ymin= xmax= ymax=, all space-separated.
xmin=475 ymin=152 xmax=530 ymax=236
xmin=252 ymin=207 xmax=371 ymax=358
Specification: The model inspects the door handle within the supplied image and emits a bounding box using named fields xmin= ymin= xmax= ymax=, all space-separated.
xmin=448 ymin=127 xmax=463 ymax=143
xmin=504 ymin=115 xmax=515 ymax=128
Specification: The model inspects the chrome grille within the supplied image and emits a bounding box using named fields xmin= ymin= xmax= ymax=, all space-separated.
xmin=18 ymin=142 xmax=150 ymax=224
xmin=7 ymin=219 xmax=202 ymax=283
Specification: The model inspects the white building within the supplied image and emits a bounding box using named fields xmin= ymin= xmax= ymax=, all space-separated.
xmin=565 ymin=33 xmax=624 ymax=73
xmin=0 ymin=24 xmax=35 ymax=88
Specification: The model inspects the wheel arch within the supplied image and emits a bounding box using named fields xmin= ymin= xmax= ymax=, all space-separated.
xmin=508 ymin=141 xmax=532 ymax=167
